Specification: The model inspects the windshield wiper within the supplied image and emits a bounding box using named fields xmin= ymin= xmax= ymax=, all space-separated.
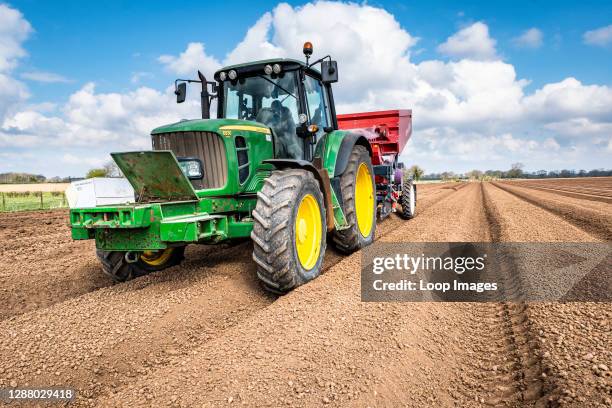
xmin=257 ymin=75 xmax=296 ymax=100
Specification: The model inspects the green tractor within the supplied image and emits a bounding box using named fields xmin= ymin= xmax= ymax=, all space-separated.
xmin=69 ymin=42 xmax=415 ymax=293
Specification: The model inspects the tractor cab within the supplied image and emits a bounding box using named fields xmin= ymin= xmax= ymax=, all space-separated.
xmin=213 ymin=56 xmax=338 ymax=162
xmin=173 ymin=43 xmax=339 ymax=163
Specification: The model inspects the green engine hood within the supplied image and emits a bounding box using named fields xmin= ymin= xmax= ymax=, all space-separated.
xmin=150 ymin=118 xmax=270 ymax=135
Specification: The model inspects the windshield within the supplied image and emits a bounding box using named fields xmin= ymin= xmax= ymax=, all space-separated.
xmin=223 ymin=72 xmax=303 ymax=159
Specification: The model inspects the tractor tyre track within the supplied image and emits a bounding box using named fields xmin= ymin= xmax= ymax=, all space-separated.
xmin=492 ymin=182 xmax=611 ymax=241
xmin=511 ymin=184 xmax=612 ymax=204
xmin=478 ymin=183 xmax=548 ymax=406
xmin=480 ymin=182 xmax=611 ymax=407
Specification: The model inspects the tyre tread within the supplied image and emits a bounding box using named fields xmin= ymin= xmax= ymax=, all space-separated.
xmin=251 ymin=169 xmax=326 ymax=293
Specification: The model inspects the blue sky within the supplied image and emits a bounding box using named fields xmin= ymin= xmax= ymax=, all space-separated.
xmin=1 ymin=0 xmax=611 ymax=177
xmin=16 ymin=0 xmax=612 ymax=98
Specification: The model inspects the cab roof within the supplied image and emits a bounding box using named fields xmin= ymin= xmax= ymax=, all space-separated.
xmin=213 ymin=58 xmax=321 ymax=81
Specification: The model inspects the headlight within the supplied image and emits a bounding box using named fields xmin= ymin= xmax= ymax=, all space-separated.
xmin=264 ymin=64 xmax=273 ymax=75
xmin=219 ymin=71 xmax=227 ymax=81
xmin=272 ymin=63 xmax=282 ymax=74
xmin=228 ymin=70 xmax=237 ymax=80
xmin=178 ymin=158 xmax=203 ymax=180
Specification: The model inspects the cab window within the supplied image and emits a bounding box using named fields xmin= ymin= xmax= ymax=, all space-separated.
xmin=303 ymin=75 xmax=329 ymax=139
xmin=223 ymin=72 xmax=303 ymax=159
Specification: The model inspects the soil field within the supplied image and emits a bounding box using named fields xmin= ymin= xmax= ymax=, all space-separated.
xmin=0 ymin=180 xmax=610 ymax=407
xmin=503 ymin=177 xmax=612 ymax=204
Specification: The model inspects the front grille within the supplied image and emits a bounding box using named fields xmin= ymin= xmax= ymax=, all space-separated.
xmin=152 ymin=131 xmax=228 ymax=190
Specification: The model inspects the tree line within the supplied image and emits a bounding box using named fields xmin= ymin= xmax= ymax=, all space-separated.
xmin=0 ymin=173 xmax=70 ymax=184
xmin=405 ymin=163 xmax=612 ymax=182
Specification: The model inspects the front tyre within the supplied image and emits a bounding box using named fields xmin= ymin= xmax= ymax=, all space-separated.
xmin=251 ymin=169 xmax=326 ymax=294
xmin=332 ymin=145 xmax=377 ymax=253
xmin=96 ymin=246 xmax=185 ymax=282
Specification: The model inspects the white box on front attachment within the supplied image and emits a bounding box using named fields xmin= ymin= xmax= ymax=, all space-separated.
xmin=66 ymin=178 xmax=135 ymax=208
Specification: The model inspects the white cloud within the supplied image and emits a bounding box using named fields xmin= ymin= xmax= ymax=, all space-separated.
xmin=0 ymin=4 xmax=31 ymax=122
xmin=1 ymin=82 xmax=200 ymax=149
xmin=543 ymin=118 xmax=612 ymax=137
xmin=130 ymin=71 xmax=154 ymax=84
xmin=155 ymin=4 xmax=611 ymax=172
xmin=158 ymin=42 xmax=221 ymax=76
xmin=0 ymin=72 xmax=28 ymax=119
xmin=437 ymin=22 xmax=497 ymax=60
xmin=26 ymin=101 xmax=57 ymax=113
xmin=542 ymin=137 xmax=561 ymax=151
xmin=224 ymin=12 xmax=283 ymax=65
xmin=512 ymin=28 xmax=543 ymax=49
xmin=406 ymin=127 xmax=567 ymax=170
xmin=522 ymin=77 xmax=612 ymax=122
xmin=0 ymin=4 xmax=32 ymax=73
xmin=61 ymin=153 xmax=106 ymax=168
xmin=0 ymin=1 xmax=201 ymax=177
xmin=20 ymin=71 xmax=71 ymax=83
xmin=2 ymin=1 xmax=612 ymax=176
xmin=583 ymin=24 xmax=612 ymax=46
xmin=159 ymin=2 xmax=419 ymax=102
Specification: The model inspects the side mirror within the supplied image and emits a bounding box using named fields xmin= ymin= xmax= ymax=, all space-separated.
xmin=175 ymin=82 xmax=187 ymax=104
xmin=321 ymin=60 xmax=338 ymax=83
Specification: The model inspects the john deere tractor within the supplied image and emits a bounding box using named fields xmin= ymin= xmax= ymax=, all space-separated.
xmin=69 ymin=42 xmax=415 ymax=293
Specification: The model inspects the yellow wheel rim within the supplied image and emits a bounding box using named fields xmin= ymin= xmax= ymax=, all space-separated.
xmin=295 ymin=194 xmax=322 ymax=270
xmin=140 ymin=248 xmax=174 ymax=266
xmin=355 ymin=162 xmax=374 ymax=237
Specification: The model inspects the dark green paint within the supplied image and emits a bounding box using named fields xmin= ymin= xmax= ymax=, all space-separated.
xmin=319 ymin=130 xmax=351 ymax=177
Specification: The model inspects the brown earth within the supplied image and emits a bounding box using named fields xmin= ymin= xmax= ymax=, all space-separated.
xmin=0 ymin=179 xmax=610 ymax=407
xmin=502 ymin=177 xmax=612 ymax=204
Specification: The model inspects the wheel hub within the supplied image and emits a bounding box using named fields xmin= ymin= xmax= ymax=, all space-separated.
xmin=297 ymin=219 xmax=308 ymax=244
xmin=294 ymin=194 xmax=322 ymax=270
xmin=355 ymin=162 xmax=374 ymax=237
xmin=140 ymin=248 xmax=174 ymax=266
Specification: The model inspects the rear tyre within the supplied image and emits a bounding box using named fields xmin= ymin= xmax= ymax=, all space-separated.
xmin=251 ymin=169 xmax=326 ymax=294
xmin=332 ymin=145 xmax=377 ymax=253
xmin=96 ymin=246 xmax=185 ymax=282
xmin=399 ymin=177 xmax=416 ymax=219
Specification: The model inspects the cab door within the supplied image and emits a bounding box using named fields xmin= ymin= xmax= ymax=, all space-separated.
xmin=303 ymin=74 xmax=332 ymax=160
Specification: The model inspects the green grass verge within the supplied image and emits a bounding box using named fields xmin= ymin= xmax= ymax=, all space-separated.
xmin=0 ymin=192 xmax=68 ymax=212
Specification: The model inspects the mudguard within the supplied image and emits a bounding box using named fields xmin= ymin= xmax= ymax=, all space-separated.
xmin=317 ymin=131 xmax=372 ymax=178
